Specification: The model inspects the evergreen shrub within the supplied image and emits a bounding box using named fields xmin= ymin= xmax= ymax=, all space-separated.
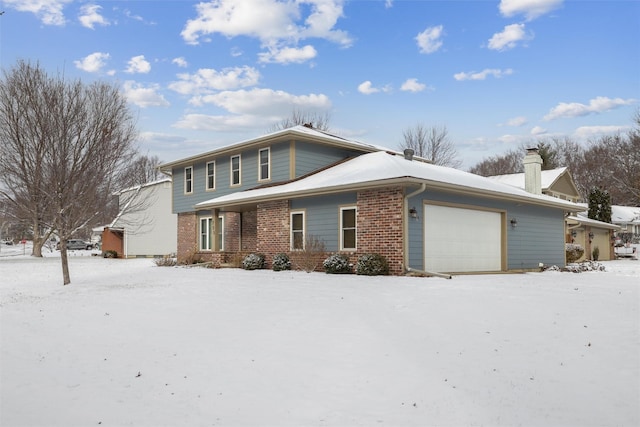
xmin=322 ymin=253 xmax=351 ymax=274
xmin=272 ymin=253 xmax=292 ymax=271
xmin=242 ymin=253 xmax=265 ymax=270
xmin=356 ymin=253 xmax=389 ymax=276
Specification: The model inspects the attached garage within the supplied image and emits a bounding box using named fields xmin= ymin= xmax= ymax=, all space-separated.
xmin=424 ymin=204 xmax=505 ymax=273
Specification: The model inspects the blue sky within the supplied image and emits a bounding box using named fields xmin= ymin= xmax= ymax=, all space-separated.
xmin=1 ymin=0 xmax=638 ymax=168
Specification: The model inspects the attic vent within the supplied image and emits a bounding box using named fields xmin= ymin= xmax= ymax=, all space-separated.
xmin=404 ymin=148 xmax=415 ymax=161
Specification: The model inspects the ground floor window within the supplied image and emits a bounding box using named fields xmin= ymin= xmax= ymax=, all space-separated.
xmin=200 ymin=216 xmax=224 ymax=251
xmin=200 ymin=217 xmax=212 ymax=251
xmin=340 ymin=206 xmax=356 ymax=251
xmin=291 ymin=211 xmax=305 ymax=250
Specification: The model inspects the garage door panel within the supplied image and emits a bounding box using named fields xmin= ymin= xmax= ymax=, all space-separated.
xmin=424 ymin=205 xmax=502 ymax=273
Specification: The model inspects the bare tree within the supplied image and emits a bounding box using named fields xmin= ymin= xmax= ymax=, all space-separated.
xmin=0 ymin=60 xmax=139 ymax=284
xmin=268 ymin=108 xmax=331 ymax=132
xmin=468 ymin=149 xmax=522 ymax=176
xmin=399 ymin=123 xmax=462 ymax=168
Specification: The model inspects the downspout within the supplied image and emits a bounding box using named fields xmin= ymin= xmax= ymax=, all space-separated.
xmin=403 ymin=183 xmax=452 ymax=279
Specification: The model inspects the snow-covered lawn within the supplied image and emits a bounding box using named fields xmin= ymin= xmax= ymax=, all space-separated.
xmin=1 ymin=251 xmax=638 ymax=427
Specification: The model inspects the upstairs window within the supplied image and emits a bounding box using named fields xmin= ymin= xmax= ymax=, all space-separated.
xmin=291 ymin=211 xmax=305 ymax=250
xmin=184 ymin=166 xmax=193 ymax=194
xmin=231 ymin=155 xmax=241 ymax=186
xmin=340 ymin=207 xmax=357 ymax=251
xmin=259 ymin=147 xmax=270 ymax=181
xmin=206 ymin=161 xmax=215 ymax=190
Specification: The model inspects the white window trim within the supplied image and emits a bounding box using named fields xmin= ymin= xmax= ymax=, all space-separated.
xmin=290 ymin=210 xmax=305 ymax=251
xmin=258 ymin=147 xmax=271 ymax=182
xmin=184 ymin=166 xmax=193 ymax=195
xmin=230 ymin=154 xmax=241 ymax=186
xmin=199 ymin=217 xmax=212 ymax=251
xmin=339 ymin=206 xmax=357 ymax=251
xmin=217 ymin=215 xmax=224 ymax=251
xmin=206 ymin=161 xmax=216 ymax=191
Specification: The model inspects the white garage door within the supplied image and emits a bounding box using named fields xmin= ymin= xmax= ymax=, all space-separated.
xmin=424 ymin=204 xmax=503 ymax=273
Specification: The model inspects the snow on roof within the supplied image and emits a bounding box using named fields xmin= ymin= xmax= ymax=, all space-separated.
xmin=487 ymin=167 xmax=567 ymax=190
xmin=611 ymin=205 xmax=640 ymax=223
xmin=197 ymin=151 xmax=582 ymax=211
xmin=570 ymin=213 xmax=620 ymax=230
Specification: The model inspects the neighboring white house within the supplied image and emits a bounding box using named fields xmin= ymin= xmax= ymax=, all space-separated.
xmin=611 ymin=205 xmax=640 ymax=236
xmin=101 ymin=178 xmax=177 ymax=258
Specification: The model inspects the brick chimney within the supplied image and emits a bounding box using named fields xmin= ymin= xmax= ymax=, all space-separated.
xmin=524 ymin=147 xmax=542 ymax=195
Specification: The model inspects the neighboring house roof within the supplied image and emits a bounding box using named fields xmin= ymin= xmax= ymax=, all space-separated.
xmin=611 ymin=205 xmax=640 ymax=224
xmin=158 ymin=125 xmax=397 ymax=173
xmin=568 ymin=213 xmax=620 ymax=230
xmin=196 ymin=150 xmax=582 ymax=212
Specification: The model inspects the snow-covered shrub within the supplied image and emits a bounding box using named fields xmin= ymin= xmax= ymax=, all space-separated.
xmin=565 ymin=243 xmax=584 ymax=263
xmin=592 ymin=246 xmax=600 ymax=261
xmin=356 ymin=253 xmax=389 ymax=276
xmin=323 ymin=253 xmax=351 ymax=274
xmin=242 ymin=253 xmax=265 ymax=270
xmin=272 ymin=253 xmax=291 ymax=271
xmin=564 ymin=261 xmax=606 ymax=273
xmin=103 ymin=250 xmax=118 ymax=258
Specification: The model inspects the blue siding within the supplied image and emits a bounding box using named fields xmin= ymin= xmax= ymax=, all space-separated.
xmin=407 ymin=189 xmax=567 ymax=271
xmin=294 ymin=141 xmax=361 ymax=177
xmin=172 ymin=141 xmax=292 ymax=214
xmin=291 ymin=193 xmax=357 ymax=251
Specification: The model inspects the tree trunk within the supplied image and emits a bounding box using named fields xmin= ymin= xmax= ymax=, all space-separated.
xmin=31 ymin=219 xmax=43 ymax=257
xmin=60 ymin=243 xmax=71 ymax=285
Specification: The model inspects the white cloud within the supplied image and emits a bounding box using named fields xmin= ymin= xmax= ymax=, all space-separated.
xmin=543 ymin=96 xmax=636 ymax=121
xmin=125 ymin=55 xmax=151 ymax=74
xmin=181 ymin=0 xmax=352 ymax=56
xmin=3 ymin=0 xmax=73 ymax=26
xmin=499 ymin=0 xmax=564 ymax=21
xmin=173 ymin=87 xmax=332 ymax=131
xmin=415 ymin=25 xmax=444 ymax=54
xmin=488 ymin=23 xmax=531 ymax=51
xmin=530 ymin=126 xmax=547 ymax=135
xmin=172 ymin=57 xmax=188 ymax=68
xmin=574 ymin=125 xmax=630 ymax=138
xmin=503 ymin=116 xmax=528 ymax=127
xmin=385 ymin=0 xmax=394 ymax=8
xmin=400 ymin=78 xmax=428 ymax=93
xmin=258 ymin=45 xmax=318 ymax=64
xmin=358 ymin=81 xmax=379 ymax=95
xmin=169 ymin=67 xmax=261 ymax=96
xmin=189 ymin=88 xmax=331 ymax=115
xmin=454 ymin=68 xmax=514 ymax=81
xmin=74 ymin=52 xmax=110 ymax=73
xmin=78 ymin=4 xmax=109 ymax=29
xmin=122 ymin=81 xmax=169 ymax=108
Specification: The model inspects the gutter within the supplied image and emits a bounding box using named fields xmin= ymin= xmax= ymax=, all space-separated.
xmin=402 ymin=183 xmax=452 ymax=279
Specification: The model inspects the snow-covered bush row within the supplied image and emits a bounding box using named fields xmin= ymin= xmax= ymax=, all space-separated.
xmin=543 ymin=261 xmax=606 ymax=273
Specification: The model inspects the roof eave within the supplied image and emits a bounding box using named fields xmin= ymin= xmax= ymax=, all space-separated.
xmin=195 ymin=176 xmax=584 ymax=213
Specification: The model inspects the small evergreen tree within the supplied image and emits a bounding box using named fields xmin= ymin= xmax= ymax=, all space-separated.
xmin=587 ymin=187 xmax=612 ymax=223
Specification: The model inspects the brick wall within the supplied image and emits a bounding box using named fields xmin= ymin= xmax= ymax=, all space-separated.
xmin=256 ymin=200 xmax=290 ymax=267
xmin=356 ymin=186 xmax=405 ymax=275
xmin=241 ymin=211 xmax=257 ymax=252
xmin=177 ymin=212 xmax=197 ymax=264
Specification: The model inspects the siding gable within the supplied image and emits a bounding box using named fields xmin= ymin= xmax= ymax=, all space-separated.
xmin=171 ymin=138 xmax=371 ymax=214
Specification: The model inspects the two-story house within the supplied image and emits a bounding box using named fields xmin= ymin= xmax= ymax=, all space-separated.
xmin=159 ymin=126 xmax=582 ymax=275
